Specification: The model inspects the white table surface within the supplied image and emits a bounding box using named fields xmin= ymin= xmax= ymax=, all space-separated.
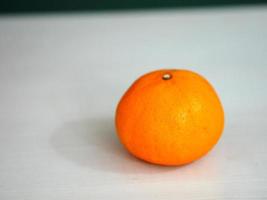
xmin=0 ymin=5 xmax=267 ymax=199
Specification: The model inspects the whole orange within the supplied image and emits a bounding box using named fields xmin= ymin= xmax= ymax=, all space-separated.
xmin=115 ymin=69 xmax=224 ymax=166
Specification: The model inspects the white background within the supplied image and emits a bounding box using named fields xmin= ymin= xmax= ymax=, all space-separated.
xmin=0 ymin=5 xmax=267 ymax=199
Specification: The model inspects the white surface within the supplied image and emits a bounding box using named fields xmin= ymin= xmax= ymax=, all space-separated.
xmin=0 ymin=6 xmax=267 ymax=199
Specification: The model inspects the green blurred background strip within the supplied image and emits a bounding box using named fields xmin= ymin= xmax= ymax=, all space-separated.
xmin=1 ymin=0 xmax=267 ymax=14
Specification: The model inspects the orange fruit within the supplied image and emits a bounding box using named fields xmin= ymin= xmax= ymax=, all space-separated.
xmin=115 ymin=69 xmax=224 ymax=166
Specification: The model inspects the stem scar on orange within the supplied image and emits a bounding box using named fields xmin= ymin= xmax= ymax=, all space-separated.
xmin=115 ymin=69 xmax=224 ymax=166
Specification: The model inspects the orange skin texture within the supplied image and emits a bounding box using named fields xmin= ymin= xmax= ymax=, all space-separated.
xmin=115 ymin=69 xmax=224 ymax=166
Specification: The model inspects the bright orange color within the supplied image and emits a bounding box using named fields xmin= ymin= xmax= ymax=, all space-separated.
xmin=115 ymin=69 xmax=224 ymax=166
